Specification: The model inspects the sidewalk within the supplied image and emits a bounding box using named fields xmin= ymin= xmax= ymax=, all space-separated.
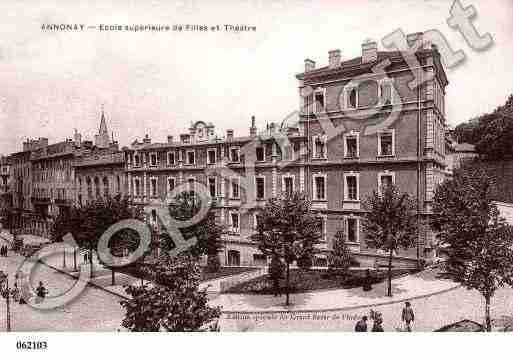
xmin=212 ymin=266 xmax=461 ymax=313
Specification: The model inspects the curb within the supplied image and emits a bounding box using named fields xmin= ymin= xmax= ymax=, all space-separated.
xmin=219 ymin=282 xmax=462 ymax=315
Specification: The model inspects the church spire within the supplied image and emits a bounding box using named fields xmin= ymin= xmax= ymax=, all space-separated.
xmin=95 ymin=104 xmax=110 ymax=148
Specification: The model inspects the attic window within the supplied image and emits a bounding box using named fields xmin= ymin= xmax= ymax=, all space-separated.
xmin=314 ymin=89 xmax=325 ymax=113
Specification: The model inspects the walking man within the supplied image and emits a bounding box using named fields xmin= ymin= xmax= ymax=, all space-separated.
xmin=355 ymin=316 xmax=368 ymax=332
xmin=35 ymin=281 xmax=48 ymax=304
xmin=401 ymin=301 xmax=415 ymax=332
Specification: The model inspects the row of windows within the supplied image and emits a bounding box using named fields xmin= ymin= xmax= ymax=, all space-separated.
xmin=130 ymin=131 xmax=394 ymax=171
xmin=130 ymin=171 xmax=394 ymax=203
xmin=227 ymin=210 xmax=360 ymax=243
xmin=78 ymin=176 xmax=122 ymax=198
xmin=130 ymin=142 xmax=306 ymax=169
xmin=303 ymin=79 xmax=395 ymax=115
xmin=32 ymin=187 xmax=72 ymax=200
xmin=312 ymin=130 xmax=395 ymax=159
xmin=313 ymin=171 xmax=395 ymax=201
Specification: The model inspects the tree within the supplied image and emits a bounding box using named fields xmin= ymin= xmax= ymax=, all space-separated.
xmin=431 ymin=166 xmax=513 ymax=331
xmin=328 ymin=229 xmax=353 ymax=276
xmin=362 ymin=184 xmax=417 ymax=297
xmin=50 ymin=196 xmax=145 ymax=280
xmin=268 ymin=254 xmax=285 ymax=297
xmin=452 ymin=94 xmax=513 ymax=159
xmin=251 ymin=192 xmax=321 ymax=305
xmin=166 ymin=192 xmax=225 ymax=272
xmin=120 ymin=254 xmax=221 ymax=331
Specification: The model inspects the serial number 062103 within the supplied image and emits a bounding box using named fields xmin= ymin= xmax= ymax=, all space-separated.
xmin=16 ymin=341 xmax=48 ymax=350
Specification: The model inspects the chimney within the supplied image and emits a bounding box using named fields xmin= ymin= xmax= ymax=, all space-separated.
xmin=361 ymin=40 xmax=378 ymax=63
xmin=406 ymin=32 xmax=429 ymax=49
xmin=250 ymin=115 xmax=257 ymax=137
xmin=304 ymin=58 xmax=315 ymax=73
xmin=143 ymin=134 xmax=151 ymax=144
xmin=74 ymin=129 xmax=82 ymax=147
xmin=226 ymin=129 xmax=234 ymax=141
xmin=328 ymin=49 xmax=341 ymax=69
xmin=167 ymin=135 xmax=174 ymax=144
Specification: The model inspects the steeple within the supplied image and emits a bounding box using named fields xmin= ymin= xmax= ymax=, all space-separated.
xmin=95 ymin=104 xmax=110 ymax=148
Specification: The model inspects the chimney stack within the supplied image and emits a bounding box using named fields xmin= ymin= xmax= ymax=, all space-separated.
xmin=226 ymin=129 xmax=234 ymax=141
xmin=74 ymin=129 xmax=82 ymax=147
xmin=304 ymin=58 xmax=315 ymax=73
xmin=167 ymin=135 xmax=174 ymax=144
xmin=328 ymin=49 xmax=341 ymax=69
xmin=361 ymin=39 xmax=378 ymax=63
xmin=250 ymin=115 xmax=257 ymax=137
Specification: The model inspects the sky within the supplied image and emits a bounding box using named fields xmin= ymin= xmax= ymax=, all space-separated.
xmin=0 ymin=0 xmax=512 ymax=155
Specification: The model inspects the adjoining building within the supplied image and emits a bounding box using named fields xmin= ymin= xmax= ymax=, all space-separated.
xmin=0 ymin=156 xmax=12 ymax=222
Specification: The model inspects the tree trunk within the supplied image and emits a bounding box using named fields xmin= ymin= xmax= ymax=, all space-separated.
xmin=111 ymin=268 xmax=115 ymax=286
xmin=89 ymin=246 xmax=94 ymax=279
xmin=73 ymin=248 xmax=77 ymax=271
xmin=387 ymin=248 xmax=393 ymax=297
xmin=485 ymin=294 xmax=491 ymax=332
xmin=285 ymin=261 xmax=290 ymax=306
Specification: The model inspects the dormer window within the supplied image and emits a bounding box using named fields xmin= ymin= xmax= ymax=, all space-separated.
xmin=230 ymin=147 xmax=240 ymax=163
xmin=167 ymin=152 xmax=175 ymax=166
xmin=346 ymin=86 xmax=358 ymax=109
xmin=186 ymin=150 xmax=195 ymax=165
xmin=379 ymin=80 xmax=393 ymax=105
xmin=314 ymin=88 xmax=326 ymax=113
xmin=207 ymin=149 xmax=216 ymax=164
xmin=256 ymin=146 xmax=265 ymax=162
xmin=150 ymin=153 xmax=157 ymax=167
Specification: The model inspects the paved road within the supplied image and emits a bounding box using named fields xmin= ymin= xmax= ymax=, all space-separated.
xmin=0 ymin=239 xmax=125 ymax=331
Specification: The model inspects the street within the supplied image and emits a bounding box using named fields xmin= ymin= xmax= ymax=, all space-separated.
xmin=0 ymin=239 xmax=125 ymax=331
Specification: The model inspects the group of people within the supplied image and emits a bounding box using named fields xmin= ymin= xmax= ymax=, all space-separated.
xmin=355 ymin=302 xmax=415 ymax=332
xmin=0 ymin=244 xmax=8 ymax=256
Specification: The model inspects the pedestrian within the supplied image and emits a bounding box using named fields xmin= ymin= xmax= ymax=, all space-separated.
xmin=11 ymin=283 xmax=20 ymax=303
xmin=401 ymin=301 xmax=415 ymax=332
xmin=83 ymin=251 xmax=88 ymax=263
xmin=35 ymin=281 xmax=48 ymax=304
xmin=371 ymin=311 xmax=384 ymax=332
xmin=355 ymin=315 xmax=368 ymax=332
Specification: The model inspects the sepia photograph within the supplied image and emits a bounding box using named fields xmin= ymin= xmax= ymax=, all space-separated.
xmin=0 ymin=0 xmax=512 ymax=357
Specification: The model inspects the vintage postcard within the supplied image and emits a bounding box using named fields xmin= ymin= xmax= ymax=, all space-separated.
xmin=0 ymin=0 xmax=512 ymax=355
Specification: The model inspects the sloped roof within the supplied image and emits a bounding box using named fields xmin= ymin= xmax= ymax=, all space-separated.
xmin=296 ymin=48 xmax=447 ymax=86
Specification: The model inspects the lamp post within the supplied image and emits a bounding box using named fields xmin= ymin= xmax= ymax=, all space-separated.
xmin=0 ymin=270 xmax=11 ymax=332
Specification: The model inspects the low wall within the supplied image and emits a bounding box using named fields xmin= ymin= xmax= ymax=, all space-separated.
xmin=354 ymin=252 xmax=419 ymax=269
xmin=219 ymin=268 xmax=267 ymax=293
